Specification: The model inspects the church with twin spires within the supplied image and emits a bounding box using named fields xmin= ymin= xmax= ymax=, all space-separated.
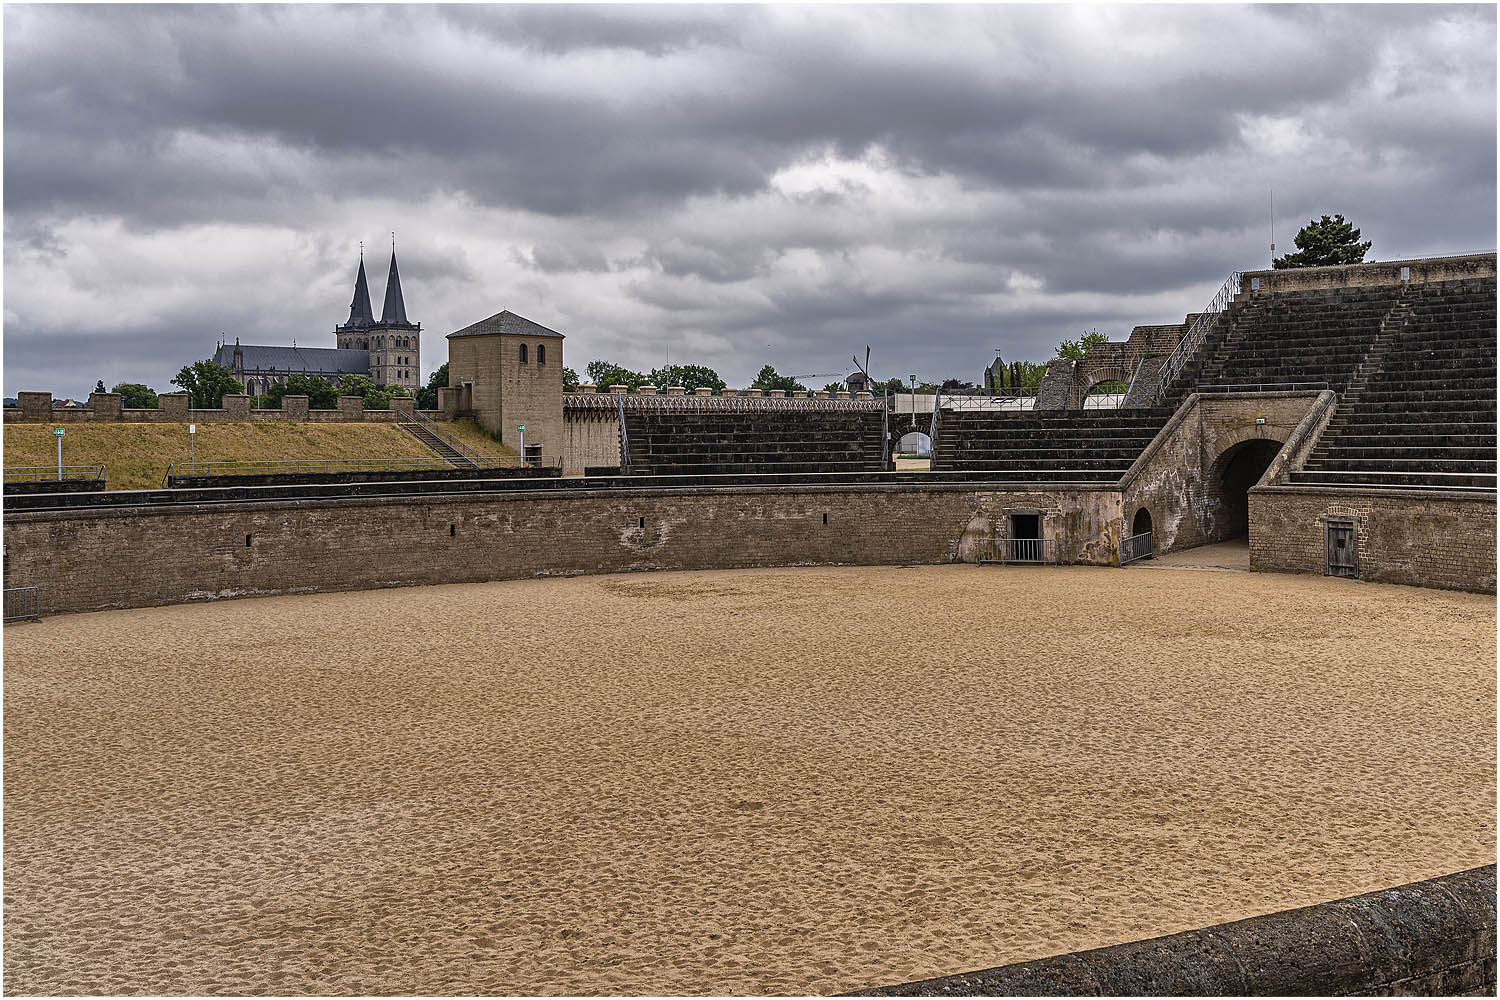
xmin=212 ymin=247 xmax=422 ymax=396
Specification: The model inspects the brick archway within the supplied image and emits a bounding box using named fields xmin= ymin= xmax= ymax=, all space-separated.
xmin=1209 ymin=435 xmax=1285 ymax=540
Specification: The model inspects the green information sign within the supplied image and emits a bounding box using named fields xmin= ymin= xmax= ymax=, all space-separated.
xmin=53 ymin=427 xmax=64 ymax=437
xmin=517 ymin=424 xmax=526 ymax=431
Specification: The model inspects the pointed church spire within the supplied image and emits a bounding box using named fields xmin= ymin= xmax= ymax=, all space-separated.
xmin=380 ymin=241 xmax=409 ymax=326
xmin=345 ymin=248 xmax=374 ymax=329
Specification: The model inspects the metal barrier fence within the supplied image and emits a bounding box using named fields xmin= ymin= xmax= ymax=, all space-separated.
xmin=976 ymin=537 xmax=1058 ymax=565
xmin=3 ymin=587 xmax=41 ymax=623
xmin=1121 ymin=530 xmax=1153 ymax=565
xmin=5 ymin=465 xmax=106 ymax=483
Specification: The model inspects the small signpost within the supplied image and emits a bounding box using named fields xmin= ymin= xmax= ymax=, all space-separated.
xmin=518 ymin=423 xmax=526 ymax=463
xmin=189 ymin=423 xmax=196 ymax=464
xmin=53 ymin=427 xmax=64 ymax=480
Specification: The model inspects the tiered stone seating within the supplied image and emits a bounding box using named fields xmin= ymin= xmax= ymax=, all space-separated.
xmin=1289 ymin=277 xmax=1497 ymax=491
xmin=931 ymin=409 xmax=1172 ymax=480
xmin=623 ymin=410 xmax=889 ymax=475
xmin=1159 ymin=285 xmax=1404 ymax=407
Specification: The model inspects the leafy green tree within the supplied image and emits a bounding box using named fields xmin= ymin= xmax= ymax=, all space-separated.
xmin=262 ymin=373 xmax=339 ymax=410
xmin=562 ymin=366 xmax=580 ymax=390
xmin=749 ymin=365 xmax=806 ymax=392
xmin=585 ymin=359 xmax=647 ymax=390
xmin=338 ymin=375 xmax=376 ymax=399
xmin=1055 ymin=330 xmax=1109 ymax=361
xmin=823 ymin=381 xmax=845 ymax=394
xmin=648 ymin=364 xmax=725 ymax=392
xmin=1273 ymin=214 xmax=1372 ymax=269
xmin=361 ymin=383 xmax=411 ymax=409
xmin=171 ymin=360 xmax=244 ymax=408
xmin=414 ymin=363 xmax=449 ymax=409
xmin=111 ymin=383 xmax=158 ymax=408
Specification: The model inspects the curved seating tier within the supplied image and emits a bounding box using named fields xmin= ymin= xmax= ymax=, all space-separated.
xmin=1288 ymin=276 xmax=1497 ymax=492
xmin=622 ymin=410 xmax=890 ymax=475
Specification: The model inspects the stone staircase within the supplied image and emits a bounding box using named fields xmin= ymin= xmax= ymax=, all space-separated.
xmin=1288 ymin=277 xmax=1497 ymax=492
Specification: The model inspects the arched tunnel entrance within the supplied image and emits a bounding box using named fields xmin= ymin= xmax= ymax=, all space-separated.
xmin=1131 ymin=507 xmax=1153 ymax=537
xmin=1213 ymin=439 xmax=1283 ymax=541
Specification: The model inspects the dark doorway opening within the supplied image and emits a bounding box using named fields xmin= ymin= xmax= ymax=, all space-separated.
xmin=1215 ymin=439 xmax=1282 ymax=540
xmin=1009 ymin=513 xmax=1041 ymax=540
xmin=1131 ymin=507 xmax=1153 ymax=537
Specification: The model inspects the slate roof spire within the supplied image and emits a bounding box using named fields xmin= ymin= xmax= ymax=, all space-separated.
xmin=345 ymin=247 xmax=375 ymax=329
xmin=380 ymin=239 xmax=410 ymax=326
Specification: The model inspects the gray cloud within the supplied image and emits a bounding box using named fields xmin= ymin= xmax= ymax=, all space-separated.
xmin=4 ymin=4 xmax=1494 ymax=399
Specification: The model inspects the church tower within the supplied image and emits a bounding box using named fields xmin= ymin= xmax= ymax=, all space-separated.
xmin=333 ymin=242 xmax=422 ymax=391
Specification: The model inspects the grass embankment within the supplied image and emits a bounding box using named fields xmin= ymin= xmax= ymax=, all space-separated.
xmin=3 ymin=418 xmax=516 ymax=491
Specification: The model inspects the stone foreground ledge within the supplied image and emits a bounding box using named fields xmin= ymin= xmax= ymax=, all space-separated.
xmin=850 ymin=865 xmax=1496 ymax=997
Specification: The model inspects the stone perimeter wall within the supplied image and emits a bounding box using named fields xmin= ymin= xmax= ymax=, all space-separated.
xmin=855 ymin=864 xmax=1497 ymax=997
xmin=4 ymin=391 xmax=450 ymax=424
xmin=2 ymin=484 xmax=1122 ymax=616
xmin=1249 ymin=485 xmax=1497 ymax=594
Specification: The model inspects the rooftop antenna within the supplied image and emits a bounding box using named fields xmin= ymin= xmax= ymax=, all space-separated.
xmin=1270 ymin=188 xmax=1275 ymax=266
xmin=359 ymin=240 xmax=363 ymax=260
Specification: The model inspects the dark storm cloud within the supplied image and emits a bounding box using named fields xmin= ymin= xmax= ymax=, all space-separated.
xmin=4 ymin=4 xmax=1495 ymax=399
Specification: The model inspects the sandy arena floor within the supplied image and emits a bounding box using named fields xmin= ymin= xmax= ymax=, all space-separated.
xmin=4 ymin=565 xmax=1495 ymax=995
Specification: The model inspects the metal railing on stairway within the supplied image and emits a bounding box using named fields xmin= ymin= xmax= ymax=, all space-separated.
xmin=1154 ymin=271 xmax=1243 ymax=404
xmin=396 ymin=408 xmax=484 ymax=468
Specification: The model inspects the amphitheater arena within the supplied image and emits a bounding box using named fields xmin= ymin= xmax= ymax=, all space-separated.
xmin=3 ymin=254 xmax=1496 ymax=994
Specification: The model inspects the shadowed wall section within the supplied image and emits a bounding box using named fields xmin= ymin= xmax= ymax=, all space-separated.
xmin=853 ymin=865 xmax=1497 ymax=997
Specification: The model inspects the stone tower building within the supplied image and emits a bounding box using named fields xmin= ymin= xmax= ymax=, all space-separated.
xmin=334 ymin=248 xmax=421 ymax=392
xmin=446 ymin=310 xmax=565 ymax=460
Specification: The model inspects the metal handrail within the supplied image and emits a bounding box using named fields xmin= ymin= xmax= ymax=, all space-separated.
xmin=4 ymin=464 xmax=106 ymax=483
xmin=163 ymin=455 xmax=552 ymax=479
xmin=1194 ymin=381 xmax=1330 ymax=394
xmin=396 ymin=408 xmax=490 ymax=467
xmin=1154 ymin=271 xmax=1243 ymax=403
xmin=616 ymin=389 xmax=631 ymax=469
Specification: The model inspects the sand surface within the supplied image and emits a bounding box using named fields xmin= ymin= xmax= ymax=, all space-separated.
xmin=4 ymin=565 xmax=1494 ymax=995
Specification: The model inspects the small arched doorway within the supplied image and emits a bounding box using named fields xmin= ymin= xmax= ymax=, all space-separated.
xmin=1213 ymin=439 xmax=1283 ymax=540
xmin=896 ymin=431 xmax=932 ymax=457
xmin=1131 ymin=507 xmax=1153 ymax=537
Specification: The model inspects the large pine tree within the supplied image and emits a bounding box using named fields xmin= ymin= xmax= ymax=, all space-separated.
xmin=1273 ymin=214 xmax=1372 ymax=269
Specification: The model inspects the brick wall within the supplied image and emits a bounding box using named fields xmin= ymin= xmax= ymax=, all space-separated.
xmin=1249 ymin=485 xmax=1497 ymax=593
xmin=5 ymin=392 xmax=450 ymax=425
xmin=1121 ymin=391 xmax=1327 ymax=552
xmin=2 ymin=484 xmax=1122 ymax=615
xmin=1243 ymin=252 xmax=1496 ymax=296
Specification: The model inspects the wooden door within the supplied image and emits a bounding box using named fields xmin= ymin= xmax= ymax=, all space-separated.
xmin=1325 ymin=522 xmax=1357 ymax=578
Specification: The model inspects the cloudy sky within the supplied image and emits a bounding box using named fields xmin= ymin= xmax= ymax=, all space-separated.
xmin=4 ymin=4 xmax=1495 ymax=399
